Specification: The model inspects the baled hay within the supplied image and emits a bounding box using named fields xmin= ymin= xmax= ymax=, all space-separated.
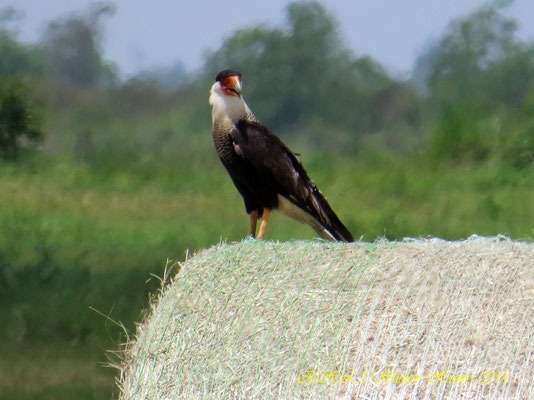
xmin=119 ymin=236 xmax=534 ymax=399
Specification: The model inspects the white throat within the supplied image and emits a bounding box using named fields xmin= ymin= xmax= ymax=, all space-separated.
xmin=209 ymin=81 xmax=253 ymax=126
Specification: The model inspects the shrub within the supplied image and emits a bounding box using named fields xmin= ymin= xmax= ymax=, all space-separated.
xmin=0 ymin=79 xmax=43 ymax=159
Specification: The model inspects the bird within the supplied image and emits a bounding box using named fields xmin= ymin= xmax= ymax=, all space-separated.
xmin=209 ymin=69 xmax=353 ymax=242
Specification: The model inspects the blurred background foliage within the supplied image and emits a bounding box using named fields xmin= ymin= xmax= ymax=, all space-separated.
xmin=0 ymin=0 xmax=533 ymax=398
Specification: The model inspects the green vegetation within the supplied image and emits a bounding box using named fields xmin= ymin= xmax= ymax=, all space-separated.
xmin=0 ymin=79 xmax=43 ymax=159
xmin=0 ymin=0 xmax=532 ymax=398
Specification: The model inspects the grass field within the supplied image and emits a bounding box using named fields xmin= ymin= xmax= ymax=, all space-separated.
xmin=2 ymin=3 xmax=533 ymax=396
xmin=1 ymin=152 xmax=533 ymax=399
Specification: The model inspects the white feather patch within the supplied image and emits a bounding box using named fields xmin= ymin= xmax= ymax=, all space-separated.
xmin=209 ymin=82 xmax=251 ymax=125
xmin=277 ymin=195 xmax=336 ymax=241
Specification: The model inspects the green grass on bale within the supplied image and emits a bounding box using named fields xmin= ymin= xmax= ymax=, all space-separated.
xmin=120 ymin=238 xmax=534 ymax=399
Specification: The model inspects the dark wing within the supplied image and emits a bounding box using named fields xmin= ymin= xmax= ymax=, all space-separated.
xmin=231 ymin=120 xmax=353 ymax=242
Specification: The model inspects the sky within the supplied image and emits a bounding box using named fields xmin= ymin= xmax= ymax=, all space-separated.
xmin=5 ymin=0 xmax=534 ymax=78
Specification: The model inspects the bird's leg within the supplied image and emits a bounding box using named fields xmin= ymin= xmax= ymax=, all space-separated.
xmin=249 ymin=210 xmax=258 ymax=238
xmin=257 ymin=208 xmax=271 ymax=240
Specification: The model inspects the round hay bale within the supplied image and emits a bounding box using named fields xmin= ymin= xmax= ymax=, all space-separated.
xmin=119 ymin=236 xmax=534 ymax=399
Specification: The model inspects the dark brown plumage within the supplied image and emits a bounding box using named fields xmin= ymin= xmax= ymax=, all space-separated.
xmin=209 ymin=69 xmax=353 ymax=242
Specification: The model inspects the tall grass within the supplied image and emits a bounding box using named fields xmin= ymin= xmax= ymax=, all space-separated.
xmin=1 ymin=144 xmax=533 ymax=398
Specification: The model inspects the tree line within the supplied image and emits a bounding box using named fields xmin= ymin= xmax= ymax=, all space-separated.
xmin=0 ymin=0 xmax=532 ymax=168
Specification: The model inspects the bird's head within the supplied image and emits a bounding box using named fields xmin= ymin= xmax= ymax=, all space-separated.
xmin=214 ymin=69 xmax=242 ymax=97
xmin=210 ymin=69 xmax=253 ymax=125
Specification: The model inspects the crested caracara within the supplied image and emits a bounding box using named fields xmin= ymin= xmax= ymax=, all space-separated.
xmin=209 ymin=69 xmax=353 ymax=242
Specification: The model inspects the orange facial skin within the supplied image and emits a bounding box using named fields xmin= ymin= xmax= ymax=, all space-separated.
xmin=221 ymin=75 xmax=241 ymax=96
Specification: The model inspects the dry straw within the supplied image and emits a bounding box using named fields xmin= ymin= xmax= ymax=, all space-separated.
xmin=119 ymin=236 xmax=534 ymax=399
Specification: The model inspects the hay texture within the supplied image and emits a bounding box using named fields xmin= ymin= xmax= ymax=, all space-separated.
xmin=119 ymin=236 xmax=534 ymax=399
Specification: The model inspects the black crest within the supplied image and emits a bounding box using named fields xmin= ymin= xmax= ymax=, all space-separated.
xmin=215 ymin=69 xmax=242 ymax=82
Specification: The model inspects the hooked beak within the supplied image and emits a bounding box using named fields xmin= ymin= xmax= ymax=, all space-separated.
xmin=223 ymin=76 xmax=242 ymax=97
xmin=232 ymin=78 xmax=242 ymax=96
